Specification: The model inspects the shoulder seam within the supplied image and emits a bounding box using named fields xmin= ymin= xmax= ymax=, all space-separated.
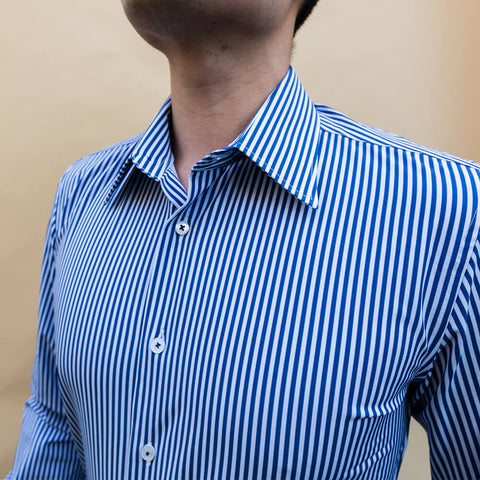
xmin=315 ymin=106 xmax=479 ymax=170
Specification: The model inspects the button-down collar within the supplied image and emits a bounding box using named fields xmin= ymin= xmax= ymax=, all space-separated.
xmin=106 ymin=67 xmax=322 ymax=208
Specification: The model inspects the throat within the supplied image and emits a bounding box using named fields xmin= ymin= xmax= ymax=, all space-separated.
xmin=167 ymin=53 xmax=292 ymax=194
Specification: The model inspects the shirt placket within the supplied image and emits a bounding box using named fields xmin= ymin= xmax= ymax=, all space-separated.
xmin=125 ymin=154 xmax=240 ymax=479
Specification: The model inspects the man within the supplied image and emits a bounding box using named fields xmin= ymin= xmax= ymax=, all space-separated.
xmin=7 ymin=0 xmax=480 ymax=479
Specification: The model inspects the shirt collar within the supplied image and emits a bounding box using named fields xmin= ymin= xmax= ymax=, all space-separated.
xmin=108 ymin=66 xmax=322 ymax=208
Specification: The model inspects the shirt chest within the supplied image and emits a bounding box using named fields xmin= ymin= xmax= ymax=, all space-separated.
xmin=52 ymin=160 xmax=425 ymax=478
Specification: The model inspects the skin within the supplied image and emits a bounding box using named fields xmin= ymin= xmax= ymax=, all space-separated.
xmin=121 ymin=0 xmax=303 ymax=191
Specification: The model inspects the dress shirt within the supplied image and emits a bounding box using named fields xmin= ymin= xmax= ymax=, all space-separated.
xmin=8 ymin=67 xmax=480 ymax=480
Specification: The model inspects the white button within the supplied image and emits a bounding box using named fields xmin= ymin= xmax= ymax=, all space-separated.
xmin=150 ymin=336 xmax=166 ymax=354
xmin=140 ymin=443 xmax=156 ymax=462
xmin=175 ymin=221 xmax=190 ymax=236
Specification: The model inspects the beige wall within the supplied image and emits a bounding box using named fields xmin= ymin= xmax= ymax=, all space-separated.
xmin=1 ymin=0 xmax=478 ymax=477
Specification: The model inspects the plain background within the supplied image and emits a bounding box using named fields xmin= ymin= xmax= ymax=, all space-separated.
xmin=1 ymin=0 xmax=479 ymax=477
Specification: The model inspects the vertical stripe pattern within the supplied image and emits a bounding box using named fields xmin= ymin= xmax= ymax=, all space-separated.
xmin=8 ymin=67 xmax=480 ymax=480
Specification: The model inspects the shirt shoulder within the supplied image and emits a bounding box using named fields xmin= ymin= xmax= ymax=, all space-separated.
xmin=315 ymin=103 xmax=480 ymax=172
xmin=53 ymin=134 xmax=141 ymax=241
xmin=59 ymin=135 xmax=141 ymax=189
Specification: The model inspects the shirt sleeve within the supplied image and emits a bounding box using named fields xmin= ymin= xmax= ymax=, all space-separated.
xmin=6 ymin=190 xmax=85 ymax=480
xmin=409 ymin=231 xmax=480 ymax=480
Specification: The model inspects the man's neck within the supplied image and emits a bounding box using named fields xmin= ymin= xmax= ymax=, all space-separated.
xmin=166 ymin=33 xmax=293 ymax=191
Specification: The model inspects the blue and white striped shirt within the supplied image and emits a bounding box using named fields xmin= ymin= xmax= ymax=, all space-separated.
xmin=8 ymin=67 xmax=480 ymax=480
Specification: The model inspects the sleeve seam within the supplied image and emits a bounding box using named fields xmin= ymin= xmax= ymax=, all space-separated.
xmin=423 ymin=207 xmax=480 ymax=368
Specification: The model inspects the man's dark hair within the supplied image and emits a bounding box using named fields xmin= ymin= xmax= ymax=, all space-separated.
xmin=295 ymin=0 xmax=319 ymax=32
